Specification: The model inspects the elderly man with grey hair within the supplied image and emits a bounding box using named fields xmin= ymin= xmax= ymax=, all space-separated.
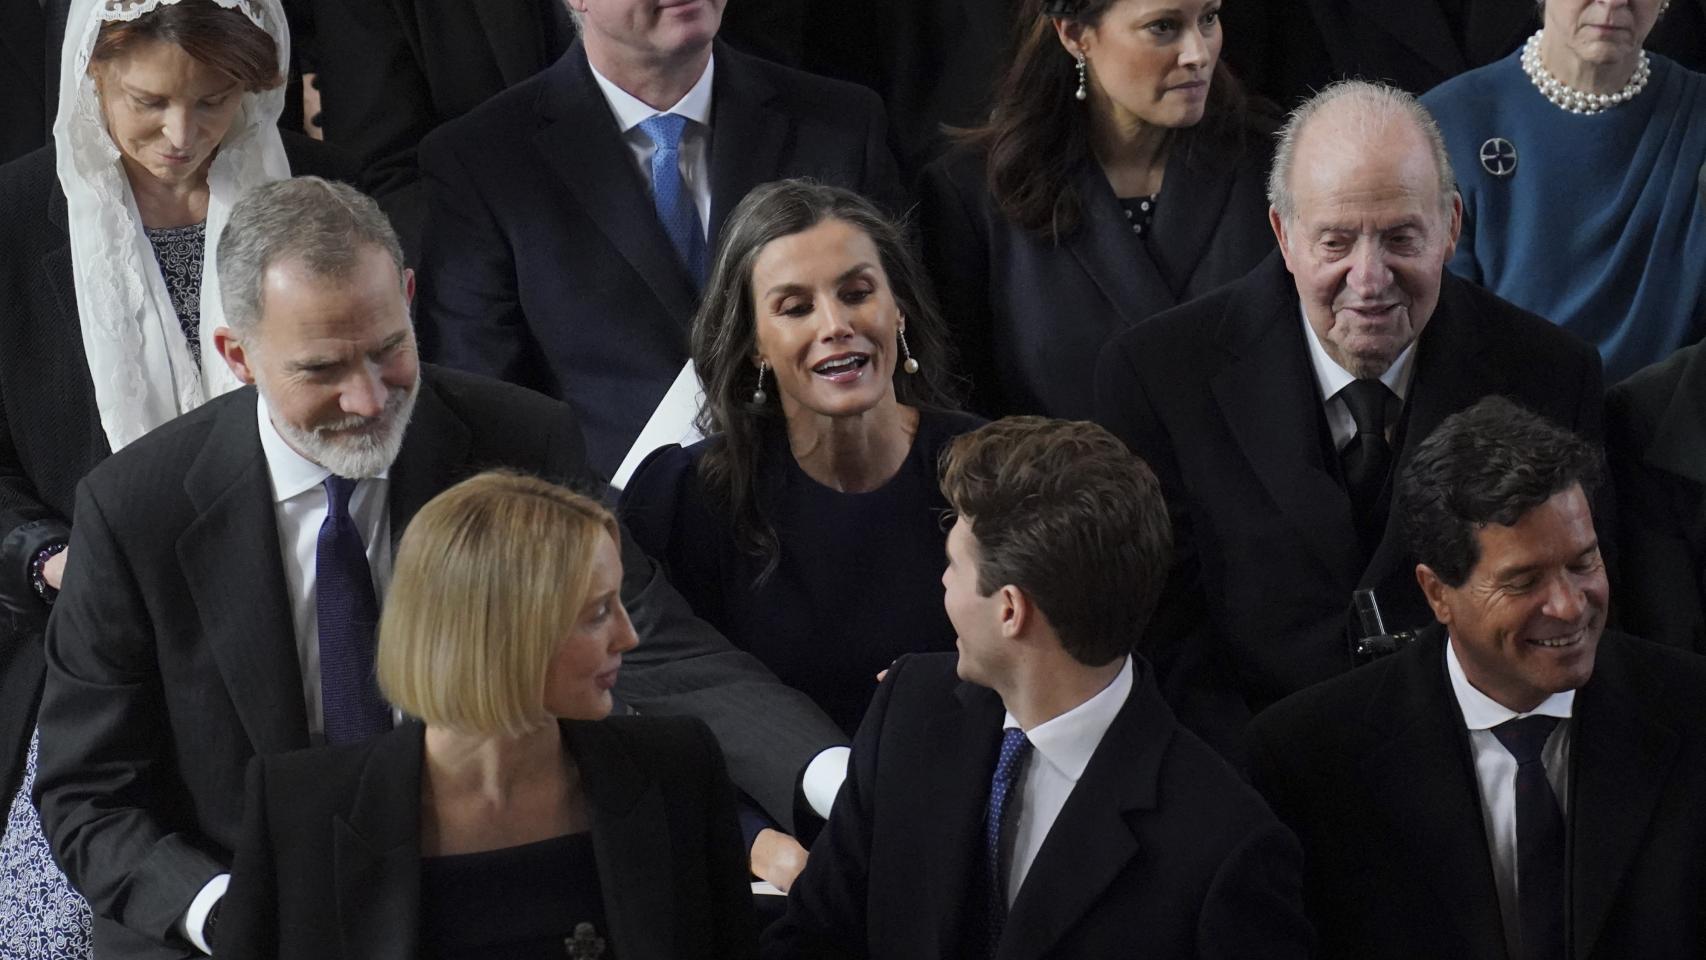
xmin=1094 ymin=80 xmax=1605 ymax=762
xmin=34 ymin=176 xmax=845 ymax=960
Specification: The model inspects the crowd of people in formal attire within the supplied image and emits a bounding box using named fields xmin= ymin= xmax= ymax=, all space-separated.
xmin=1 ymin=0 xmax=1703 ymax=958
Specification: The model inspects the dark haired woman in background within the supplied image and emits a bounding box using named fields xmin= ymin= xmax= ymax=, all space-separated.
xmin=919 ymin=0 xmax=1275 ymax=420
xmin=619 ymin=180 xmax=981 ymax=893
xmin=0 ymin=1 xmax=346 ymax=955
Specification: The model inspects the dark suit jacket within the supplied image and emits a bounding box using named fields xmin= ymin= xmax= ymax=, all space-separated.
xmin=311 ymin=0 xmax=807 ymax=258
xmin=1094 ymin=253 xmax=1604 ymax=756
xmin=33 ymin=368 xmax=843 ymax=960
xmin=1607 ymin=342 xmax=1706 ymax=653
xmin=763 ymin=653 xmax=1312 ymax=960
xmin=0 ymin=138 xmax=353 ymax=815
xmin=415 ymin=38 xmax=905 ymax=480
xmin=220 ymin=716 xmax=757 ymax=960
xmin=1247 ymin=627 xmax=1706 ymax=959
xmin=918 ymin=119 xmax=1275 ymax=420
xmin=0 ymin=0 xmax=53 ymax=165
xmin=1221 ymin=0 xmax=1536 ymax=106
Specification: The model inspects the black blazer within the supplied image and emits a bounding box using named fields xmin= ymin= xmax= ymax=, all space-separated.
xmin=918 ymin=120 xmax=1274 ymax=420
xmin=220 ymin=716 xmax=757 ymax=960
xmin=1607 ymin=342 xmax=1706 ymax=653
xmin=0 ymin=138 xmax=352 ymax=815
xmin=763 ymin=653 xmax=1312 ymax=960
xmin=33 ymin=368 xmax=843 ymax=960
xmin=415 ymin=38 xmax=905 ymax=480
xmin=1221 ymin=0 xmax=1536 ymax=106
xmin=0 ymin=0 xmax=53 ymax=165
xmin=1247 ymin=627 xmax=1706 ymax=960
xmin=1094 ymin=254 xmax=1604 ymax=756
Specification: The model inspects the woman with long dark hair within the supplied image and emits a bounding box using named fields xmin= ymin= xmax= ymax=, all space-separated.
xmin=619 ymin=179 xmax=980 ymax=892
xmin=919 ymin=0 xmax=1276 ymax=420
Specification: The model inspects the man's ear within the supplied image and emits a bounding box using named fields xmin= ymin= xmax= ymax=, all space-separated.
xmin=213 ymin=327 xmax=258 ymax=386
xmin=1415 ymin=563 xmax=1454 ymax=628
xmin=998 ymin=583 xmax=1030 ymax=639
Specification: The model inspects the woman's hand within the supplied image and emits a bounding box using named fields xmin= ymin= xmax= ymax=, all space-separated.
xmin=750 ymin=828 xmax=810 ymax=892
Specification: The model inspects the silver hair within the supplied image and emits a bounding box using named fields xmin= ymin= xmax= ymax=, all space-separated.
xmin=216 ymin=176 xmax=406 ymax=336
xmin=1266 ymin=79 xmax=1458 ymax=224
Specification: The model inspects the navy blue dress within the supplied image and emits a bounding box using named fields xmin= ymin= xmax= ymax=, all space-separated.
xmin=620 ymin=408 xmax=983 ymax=738
xmin=421 ymin=832 xmax=609 ymax=960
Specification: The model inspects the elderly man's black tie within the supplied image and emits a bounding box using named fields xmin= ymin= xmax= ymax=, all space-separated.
xmin=317 ymin=475 xmax=389 ymax=744
xmin=1493 ymin=715 xmax=1566 ymax=960
xmin=1339 ymin=379 xmax=1393 ymax=525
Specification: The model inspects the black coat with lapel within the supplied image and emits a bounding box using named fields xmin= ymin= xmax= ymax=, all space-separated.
xmin=0 ymin=138 xmax=353 ymax=817
xmin=1247 ymin=627 xmax=1706 ymax=959
xmin=33 ymin=367 xmax=844 ymax=960
xmin=415 ymin=38 xmax=905 ymax=479
xmin=0 ymin=0 xmax=53 ymax=165
xmin=219 ymin=716 xmax=758 ymax=960
xmin=1606 ymin=341 xmax=1706 ymax=653
xmin=1094 ymin=253 xmax=1604 ymax=756
xmin=1221 ymin=0 xmax=1536 ymax=106
xmin=918 ymin=118 xmax=1274 ymax=420
xmin=763 ymin=652 xmax=1311 ymax=960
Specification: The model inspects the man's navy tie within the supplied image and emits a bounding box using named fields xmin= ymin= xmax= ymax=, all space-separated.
xmin=1492 ymin=714 xmax=1566 ymax=960
xmin=983 ymin=727 xmax=1032 ymax=958
xmin=638 ymin=113 xmax=708 ymax=289
xmin=316 ymin=475 xmax=389 ymax=744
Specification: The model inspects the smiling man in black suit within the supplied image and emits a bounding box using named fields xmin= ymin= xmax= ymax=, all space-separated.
xmin=1247 ymin=397 xmax=1706 ymax=960
xmin=414 ymin=0 xmax=904 ymax=482
xmin=765 ymin=417 xmax=1310 ymax=960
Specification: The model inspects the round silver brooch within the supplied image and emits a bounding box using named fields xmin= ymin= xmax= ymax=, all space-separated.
xmin=1479 ymin=138 xmax=1518 ymax=178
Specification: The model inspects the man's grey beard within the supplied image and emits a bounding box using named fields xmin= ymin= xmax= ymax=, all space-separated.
xmin=262 ymin=373 xmax=421 ymax=479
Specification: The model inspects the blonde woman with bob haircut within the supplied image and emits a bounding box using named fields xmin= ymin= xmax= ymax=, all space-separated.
xmin=219 ymin=472 xmax=759 ymax=960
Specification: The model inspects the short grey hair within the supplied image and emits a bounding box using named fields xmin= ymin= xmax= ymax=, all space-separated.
xmin=217 ymin=176 xmax=406 ymax=336
xmin=1267 ymin=79 xmax=1458 ymax=224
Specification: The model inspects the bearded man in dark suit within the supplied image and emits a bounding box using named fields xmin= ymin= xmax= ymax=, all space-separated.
xmin=33 ymin=177 xmax=843 ymax=960
xmin=1247 ymin=397 xmax=1706 ymax=960
xmin=1095 ymin=80 xmax=1602 ymax=760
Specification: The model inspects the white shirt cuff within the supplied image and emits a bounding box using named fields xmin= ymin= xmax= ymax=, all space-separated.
xmin=801 ymin=746 xmax=851 ymax=820
xmin=180 ymin=873 xmax=229 ymax=955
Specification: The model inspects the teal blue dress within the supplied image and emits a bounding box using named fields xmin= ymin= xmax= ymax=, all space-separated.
xmin=1423 ymin=51 xmax=1706 ymax=382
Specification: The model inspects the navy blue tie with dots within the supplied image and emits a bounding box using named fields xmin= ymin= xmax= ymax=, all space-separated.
xmin=983 ymin=727 xmax=1032 ymax=957
xmin=1491 ymin=715 xmax=1566 ymax=960
xmin=316 ymin=475 xmax=389 ymax=744
xmin=638 ymin=113 xmax=708 ymax=290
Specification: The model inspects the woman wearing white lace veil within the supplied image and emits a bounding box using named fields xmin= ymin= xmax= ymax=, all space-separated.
xmin=0 ymin=1 xmax=298 ymax=956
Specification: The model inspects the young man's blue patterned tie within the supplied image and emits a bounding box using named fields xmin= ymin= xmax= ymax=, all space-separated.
xmin=1492 ymin=715 xmax=1566 ymax=960
xmin=316 ymin=475 xmax=389 ymax=744
xmin=983 ymin=727 xmax=1032 ymax=957
xmin=638 ymin=113 xmax=708 ymax=289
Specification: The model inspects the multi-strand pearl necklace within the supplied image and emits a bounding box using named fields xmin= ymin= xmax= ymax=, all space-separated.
xmin=1521 ymin=30 xmax=1651 ymax=115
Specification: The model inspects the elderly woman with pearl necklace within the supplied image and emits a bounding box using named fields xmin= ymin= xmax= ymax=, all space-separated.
xmin=1420 ymin=0 xmax=1706 ymax=384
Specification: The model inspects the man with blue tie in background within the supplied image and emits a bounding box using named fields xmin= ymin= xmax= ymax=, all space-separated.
xmin=765 ymin=417 xmax=1310 ymax=960
xmin=414 ymin=0 xmax=904 ymax=481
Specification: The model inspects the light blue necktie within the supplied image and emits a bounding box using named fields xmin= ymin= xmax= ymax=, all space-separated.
xmin=637 ymin=113 xmax=708 ymax=289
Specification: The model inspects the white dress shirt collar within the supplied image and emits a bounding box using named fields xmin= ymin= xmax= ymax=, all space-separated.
xmin=1300 ymin=304 xmax=1418 ymax=407
xmin=1003 ymin=655 xmax=1134 ymax=782
xmin=1446 ymin=636 xmax=1576 ymax=729
xmin=588 ymin=54 xmax=716 ymax=134
xmin=255 ymin=396 xmax=389 ymax=499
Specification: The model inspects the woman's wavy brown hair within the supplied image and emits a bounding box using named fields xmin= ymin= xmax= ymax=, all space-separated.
xmin=958 ymin=0 xmax=1252 ymax=242
xmin=691 ymin=179 xmax=961 ymax=580
xmin=90 ymin=0 xmax=282 ymax=92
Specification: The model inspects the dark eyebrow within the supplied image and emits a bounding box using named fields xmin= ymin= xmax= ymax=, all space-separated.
xmin=763 ymin=263 xmax=878 ymax=300
xmin=375 ymin=330 xmax=409 ymax=353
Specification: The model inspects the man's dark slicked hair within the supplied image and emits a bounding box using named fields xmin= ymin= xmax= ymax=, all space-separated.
xmin=1398 ymin=396 xmax=1602 ymax=587
xmin=938 ymin=416 xmax=1173 ymax=666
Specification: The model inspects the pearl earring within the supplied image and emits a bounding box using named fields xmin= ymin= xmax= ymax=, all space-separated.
xmin=750 ymin=360 xmax=769 ymax=406
xmin=1075 ymin=54 xmax=1088 ymax=102
xmin=899 ymin=327 xmax=920 ymax=375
